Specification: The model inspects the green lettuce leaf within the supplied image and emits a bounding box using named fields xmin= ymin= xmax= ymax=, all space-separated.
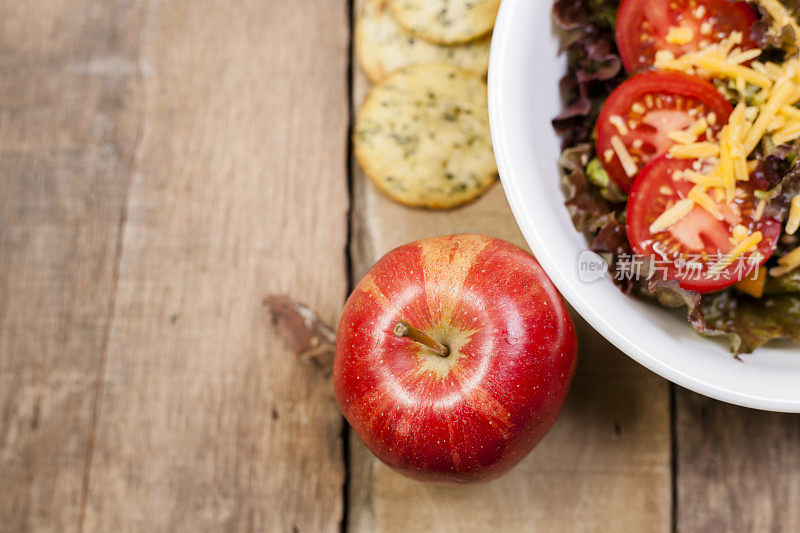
xmin=766 ymin=270 xmax=800 ymax=294
xmin=554 ymin=0 xmax=800 ymax=355
xmin=646 ymin=279 xmax=800 ymax=355
xmin=701 ymin=292 xmax=800 ymax=353
xmin=559 ymin=144 xmax=620 ymax=233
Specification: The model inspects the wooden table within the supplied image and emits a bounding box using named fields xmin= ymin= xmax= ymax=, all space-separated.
xmin=0 ymin=1 xmax=798 ymax=531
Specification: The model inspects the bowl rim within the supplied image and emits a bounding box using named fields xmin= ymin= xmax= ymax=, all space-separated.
xmin=487 ymin=0 xmax=800 ymax=413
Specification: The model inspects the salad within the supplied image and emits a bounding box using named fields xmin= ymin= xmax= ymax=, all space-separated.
xmin=553 ymin=0 xmax=800 ymax=354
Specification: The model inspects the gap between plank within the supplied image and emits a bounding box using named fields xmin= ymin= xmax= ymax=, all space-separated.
xmin=670 ymin=383 xmax=678 ymax=533
xmin=342 ymin=0 xmax=357 ymax=531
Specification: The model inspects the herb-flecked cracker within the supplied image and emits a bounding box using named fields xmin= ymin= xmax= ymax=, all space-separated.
xmin=386 ymin=0 xmax=500 ymax=45
xmin=354 ymin=64 xmax=497 ymax=209
xmin=356 ymin=0 xmax=490 ymax=84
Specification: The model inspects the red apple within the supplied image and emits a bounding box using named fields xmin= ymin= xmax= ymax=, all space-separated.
xmin=334 ymin=234 xmax=577 ymax=483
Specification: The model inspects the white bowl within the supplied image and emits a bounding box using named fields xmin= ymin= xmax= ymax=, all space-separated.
xmin=488 ymin=0 xmax=800 ymax=412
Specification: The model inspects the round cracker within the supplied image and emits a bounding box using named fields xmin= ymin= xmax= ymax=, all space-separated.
xmin=386 ymin=0 xmax=500 ymax=45
xmin=356 ymin=0 xmax=490 ymax=84
xmin=354 ymin=64 xmax=497 ymax=209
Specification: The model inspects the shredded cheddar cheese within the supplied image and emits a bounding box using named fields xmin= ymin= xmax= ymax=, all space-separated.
xmin=770 ymin=245 xmax=800 ymax=276
xmin=619 ymin=2 xmax=800 ymax=287
xmin=754 ymin=198 xmax=767 ymax=221
xmin=649 ymin=198 xmax=695 ymax=234
xmin=667 ymin=130 xmax=697 ymax=144
xmin=779 ymin=105 xmax=800 ymax=123
xmin=707 ymin=231 xmax=763 ymax=277
xmin=773 ymin=123 xmax=800 ymax=145
xmin=780 ymin=246 xmax=800 ymax=265
xmin=609 ymin=114 xmax=630 ymax=136
xmin=787 ymin=194 xmax=800 ymax=235
xmin=655 ymin=32 xmax=772 ymax=89
xmin=610 ymin=135 xmax=638 ymax=177
xmin=765 ymin=61 xmax=786 ymax=80
xmin=668 ymin=117 xmax=708 ymax=144
xmin=684 ymin=169 xmax=723 ymax=188
xmin=728 ymin=48 xmax=762 ymax=65
xmin=695 ymin=56 xmax=772 ymax=88
xmin=669 ymin=142 xmax=720 ymax=159
xmin=743 ymin=73 xmax=799 ymax=154
xmin=716 ymin=126 xmax=736 ymax=200
xmin=769 ymin=115 xmax=789 ymax=131
xmin=689 ymin=186 xmax=724 ymax=219
xmin=759 ymin=0 xmax=800 ymax=51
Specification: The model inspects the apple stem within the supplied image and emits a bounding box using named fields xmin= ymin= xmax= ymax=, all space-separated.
xmin=393 ymin=321 xmax=450 ymax=358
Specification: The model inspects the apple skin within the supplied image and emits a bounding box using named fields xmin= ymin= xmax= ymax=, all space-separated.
xmin=334 ymin=234 xmax=578 ymax=484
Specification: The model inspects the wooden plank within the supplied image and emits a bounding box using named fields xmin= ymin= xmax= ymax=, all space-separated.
xmin=348 ymin=188 xmax=672 ymax=533
xmin=676 ymin=391 xmax=800 ymax=532
xmin=79 ymin=1 xmax=350 ymax=531
xmin=0 ymin=2 xmax=147 ymax=531
xmin=348 ymin=1 xmax=672 ymax=530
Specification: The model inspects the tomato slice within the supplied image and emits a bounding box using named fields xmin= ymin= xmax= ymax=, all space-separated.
xmin=616 ymin=0 xmax=757 ymax=73
xmin=596 ymin=71 xmax=732 ymax=192
xmin=626 ymin=155 xmax=781 ymax=293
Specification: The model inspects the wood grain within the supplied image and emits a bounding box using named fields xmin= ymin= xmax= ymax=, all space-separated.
xmin=4 ymin=1 xmax=797 ymax=531
xmin=79 ymin=1 xmax=351 ymax=530
xmin=676 ymin=390 xmax=800 ymax=532
xmin=0 ymin=2 xmax=147 ymax=531
xmin=1 ymin=0 xmax=350 ymax=531
xmin=347 ymin=1 xmax=672 ymax=530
